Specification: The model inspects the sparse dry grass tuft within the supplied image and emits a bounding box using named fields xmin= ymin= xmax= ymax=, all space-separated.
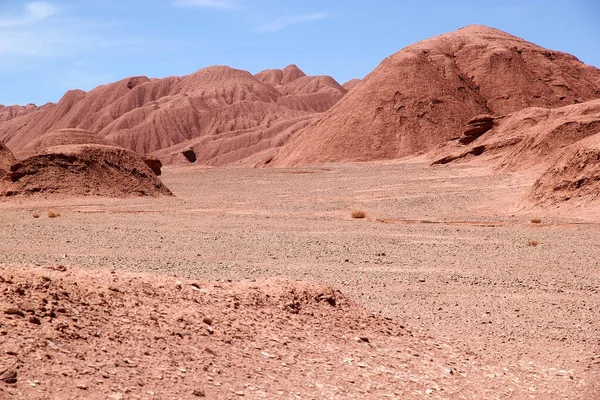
xmin=48 ymin=211 xmax=61 ymax=218
xmin=527 ymin=239 xmax=539 ymax=247
xmin=351 ymin=210 xmax=366 ymax=219
xmin=530 ymin=218 xmax=542 ymax=224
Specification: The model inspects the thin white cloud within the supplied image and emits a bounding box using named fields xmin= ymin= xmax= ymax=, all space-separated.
xmin=0 ymin=1 xmax=58 ymax=28
xmin=256 ymin=11 xmax=330 ymax=33
xmin=0 ymin=4 xmax=145 ymax=71
xmin=172 ymin=0 xmax=239 ymax=10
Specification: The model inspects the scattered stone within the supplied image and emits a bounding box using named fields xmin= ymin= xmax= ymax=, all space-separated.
xmin=192 ymin=389 xmax=206 ymax=397
xmin=4 ymin=307 xmax=25 ymax=317
xmin=20 ymin=301 xmax=36 ymax=313
xmin=28 ymin=316 xmax=41 ymax=325
xmin=202 ymin=316 xmax=214 ymax=326
xmin=5 ymin=348 xmax=19 ymax=356
xmin=0 ymin=367 xmax=17 ymax=384
xmin=205 ymin=347 xmax=218 ymax=356
xmin=182 ymin=148 xmax=197 ymax=163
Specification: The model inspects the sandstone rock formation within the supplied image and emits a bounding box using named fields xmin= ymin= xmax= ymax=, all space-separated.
xmin=272 ymin=25 xmax=600 ymax=166
xmin=0 ymin=65 xmax=346 ymax=167
xmin=432 ymin=99 xmax=600 ymax=171
xmin=459 ymin=115 xmax=495 ymax=144
xmin=1 ymin=144 xmax=172 ymax=197
xmin=142 ymin=154 xmax=163 ymax=175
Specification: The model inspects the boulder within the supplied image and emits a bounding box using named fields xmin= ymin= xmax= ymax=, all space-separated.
xmin=142 ymin=155 xmax=163 ymax=176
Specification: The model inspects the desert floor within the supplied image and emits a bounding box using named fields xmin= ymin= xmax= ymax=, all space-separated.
xmin=1 ymin=160 xmax=599 ymax=399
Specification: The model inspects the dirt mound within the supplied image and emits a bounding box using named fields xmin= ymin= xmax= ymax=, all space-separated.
xmin=528 ymin=133 xmax=600 ymax=204
xmin=16 ymin=128 xmax=117 ymax=159
xmin=432 ymin=99 xmax=600 ymax=171
xmin=0 ymin=264 xmax=568 ymax=399
xmin=272 ymin=25 xmax=600 ymax=166
xmin=0 ymin=65 xmax=346 ymax=167
xmin=1 ymin=144 xmax=172 ymax=197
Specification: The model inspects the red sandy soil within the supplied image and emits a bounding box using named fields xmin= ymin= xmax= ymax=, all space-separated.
xmin=0 ymin=264 xmax=553 ymax=400
xmin=0 ymin=65 xmax=345 ymax=167
xmin=0 ymin=144 xmax=172 ymax=198
xmin=271 ymin=25 xmax=600 ymax=166
xmin=1 ymin=162 xmax=599 ymax=399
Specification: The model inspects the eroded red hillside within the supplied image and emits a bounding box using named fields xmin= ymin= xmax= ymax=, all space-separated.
xmin=272 ymin=25 xmax=600 ymax=166
xmin=0 ymin=65 xmax=346 ymax=167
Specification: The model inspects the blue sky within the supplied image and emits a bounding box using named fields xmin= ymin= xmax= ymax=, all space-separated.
xmin=0 ymin=0 xmax=599 ymax=105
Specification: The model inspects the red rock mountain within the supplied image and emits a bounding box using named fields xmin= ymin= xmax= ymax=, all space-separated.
xmin=0 ymin=65 xmax=346 ymax=166
xmin=272 ymin=25 xmax=600 ymax=166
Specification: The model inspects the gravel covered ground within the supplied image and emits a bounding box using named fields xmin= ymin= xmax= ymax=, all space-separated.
xmin=1 ymin=160 xmax=599 ymax=398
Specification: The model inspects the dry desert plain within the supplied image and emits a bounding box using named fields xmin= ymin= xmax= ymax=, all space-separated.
xmin=1 ymin=159 xmax=599 ymax=399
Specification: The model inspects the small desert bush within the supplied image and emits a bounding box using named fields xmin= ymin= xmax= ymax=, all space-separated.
xmin=47 ymin=211 xmax=61 ymax=218
xmin=351 ymin=210 xmax=366 ymax=219
xmin=530 ymin=218 xmax=542 ymax=224
xmin=527 ymin=239 xmax=539 ymax=247
xmin=32 ymin=212 xmax=40 ymax=218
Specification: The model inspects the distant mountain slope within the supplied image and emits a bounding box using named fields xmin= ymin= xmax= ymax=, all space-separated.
xmin=0 ymin=65 xmax=347 ymax=166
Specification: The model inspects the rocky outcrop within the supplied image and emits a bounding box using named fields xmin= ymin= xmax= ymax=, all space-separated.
xmin=142 ymin=154 xmax=163 ymax=175
xmin=1 ymin=144 xmax=172 ymax=197
xmin=459 ymin=115 xmax=495 ymax=144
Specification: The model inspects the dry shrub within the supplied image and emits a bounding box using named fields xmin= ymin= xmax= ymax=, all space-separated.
xmin=351 ymin=210 xmax=366 ymax=219
xmin=32 ymin=212 xmax=40 ymax=218
xmin=48 ymin=211 xmax=61 ymax=218
xmin=530 ymin=218 xmax=542 ymax=224
xmin=527 ymin=239 xmax=539 ymax=247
